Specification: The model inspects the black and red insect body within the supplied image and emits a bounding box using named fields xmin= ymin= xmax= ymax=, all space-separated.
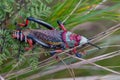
xmin=12 ymin=17 xmax=100 ymax=58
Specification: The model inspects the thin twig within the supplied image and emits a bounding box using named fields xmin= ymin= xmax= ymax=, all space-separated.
xmin=74 ymin=50 xmax=120 ymax=66
xmin=62 ymin=0 xmax=83 ymax=23
xmin=4 ymin=56 xmax=70 ymax=79
xmin=66 ymin=53 xmax=120 ymax=75
xmin=59 ymin=56 xmax=75 ymax=80
xmin=0 ymin=75 xmax=4 ymax=80
xmin=4 ymin=61 xmax=21 ymax=78
xmin=22 ymin=50 xmax=120 ymax=80
xmin=84 ymin=0 xmax=107 ymax=15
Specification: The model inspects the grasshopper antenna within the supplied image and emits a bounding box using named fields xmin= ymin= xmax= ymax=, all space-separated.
xmin=88 ymin=42 xmax=101 ymax=49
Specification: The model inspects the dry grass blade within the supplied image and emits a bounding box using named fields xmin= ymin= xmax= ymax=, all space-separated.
xmin=91 ymin=23 xmax=120 ymax=42
xmin=58 ymin=56 xmax=75 ymax=80
xmin=0 ymin=75 xmax=4 ymax=80
xmin=4 ymin=56 xmax=71 ymax=79
xmin=74 ymin=50 xmax=120 ymax=66
xmin=4 ymin=61 xmax=21 ymax=78
xmin=86 ymin=49 xmax=120 ymax=63
xmin=62 ymin=0 xmax=83 ymax=23
xmin=66 ymin=53 xmax=120 ymax=75
xmin=23 ymin=50 xmax=120 ymax=80
xmin=84 ymin=0 xmax=107 ymax=15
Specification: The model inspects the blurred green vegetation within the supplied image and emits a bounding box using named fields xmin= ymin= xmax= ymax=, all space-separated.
xmin=0 ymin=0 xmax=120 ymax=80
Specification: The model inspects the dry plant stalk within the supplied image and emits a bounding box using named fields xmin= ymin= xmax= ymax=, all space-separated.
xmin=23 ymin=49 xmax=120 ymax=80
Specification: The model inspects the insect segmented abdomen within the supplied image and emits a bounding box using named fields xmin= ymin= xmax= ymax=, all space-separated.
xmin=12 ymin=30 xmax=27 ymax=42
xmin=31 ymin=30 xmax=63 ymax=45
